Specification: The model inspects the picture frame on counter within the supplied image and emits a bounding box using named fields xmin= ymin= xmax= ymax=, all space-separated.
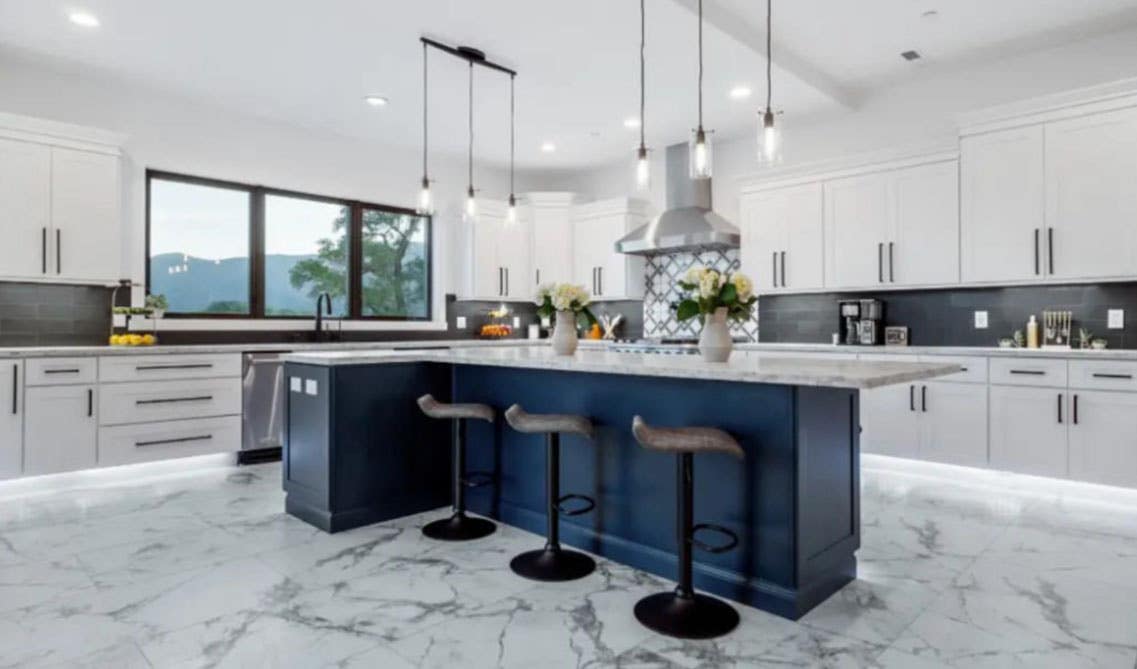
xmin=884 ymin=326 xmax=910 ymax=346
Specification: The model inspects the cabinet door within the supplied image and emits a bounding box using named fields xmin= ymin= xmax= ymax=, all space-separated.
xmin=470 ymin=213 xmax=501 ymax=298
xmin=825 ymin=172 xmax=891 ymax=289
xmin=1045 ymin=107 xmax=1137 ymax=281
xmin=530 ymin=205 xmax=573 ymax=287
xmin=24 ymin=385 xmax=97 ymax=476
xmin=573 ymin=216 xmax=608 ymax=295
xmin=989 ymin=385 xmax=1067 ymax=477
xmin=0 ymin=138 xmax=51 ymax=279
xmin=860 ymin=383 xmax=921 ymax=458
xmin=0 ymin=362 xmax=22 ymax=479
xmin=919 ymin=382 xmax=988 ymax=467
xmin=498 ymin=215 xmax=531 ymax=300
xmin=783 ymin=183 xmax=825 ymax=291
xmin=1068 ymin=391 xmax=1137 ymax=488
xmin=960 ymin=126 xmax=1045 ymax=283
xmin=892 ymin=161 xmax=959 ymax=287
xmin=739 ymin=191 xmax=786 ymax=292
xmin=51 ymin=148 xmax=121 ymax=283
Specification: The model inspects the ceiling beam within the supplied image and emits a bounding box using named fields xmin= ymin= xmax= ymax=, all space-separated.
xmin=667 ymin=0 xmax=859 ymax=110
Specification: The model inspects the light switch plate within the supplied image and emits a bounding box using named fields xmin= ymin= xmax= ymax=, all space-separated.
xmin=304 ymin=379 xmax=318 ymax=396
xmin=456 ymin=316 xmax=467 ymax=329
xmin=289 ymin=377 xmax=301 ymax=393
xmin=1108 ymin=309 xmax=1124 ymax=329
xmin=974 ymin=311 xmax=989 ymax=329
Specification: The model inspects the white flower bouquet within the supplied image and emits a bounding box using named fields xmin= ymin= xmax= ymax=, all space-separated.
xmin=675 ymin=266 xmax=757 ymax=323
xmin=535 ymin=283 xmax=597 ymax=327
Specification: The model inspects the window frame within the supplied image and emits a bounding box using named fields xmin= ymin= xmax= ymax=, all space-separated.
xmin=145 ymin=169 xmax=433 ymax=322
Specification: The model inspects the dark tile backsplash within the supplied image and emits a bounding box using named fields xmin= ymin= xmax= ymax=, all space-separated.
xmin=759 ymin=282 xmax=1137 ymax=349
xmin=0 ymin=282 xmax=113 ymax=346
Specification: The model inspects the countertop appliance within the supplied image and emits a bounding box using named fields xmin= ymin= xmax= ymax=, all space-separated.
xmin=240 ymin=351 xmax=287 ymax=464
xmin=838 ymin=299 xmax=884 ymax=346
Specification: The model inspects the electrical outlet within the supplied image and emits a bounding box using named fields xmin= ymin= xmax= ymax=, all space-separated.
xmin=974 ymin=311 xmax=989 ymax=329
xmin=1108 ymin=309 xmax=1125 ymax=329
xmin=512 ymin=316 xmax=521 ymax=328
xmin=456 ymin=316 xmax=467 ymax=329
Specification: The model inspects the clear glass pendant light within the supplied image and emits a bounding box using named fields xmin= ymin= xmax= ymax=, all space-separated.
xmin=417 ymin=42 xmax=435 ymax=215
xmin=506 ymin=74 xmax=518 ymax=224
xmin=464 ymin=62 xmax=477 ymax=221
xmin=634 ymin=0 xmax=650 ymax=191
xmin=757 ymin=0 xmax=783 ymax=165
xmin=689 ymin=0 xmax=713 ymax=179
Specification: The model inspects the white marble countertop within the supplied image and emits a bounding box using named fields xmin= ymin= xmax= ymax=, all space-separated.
xmin=0 ymin=338 xmax=542 ymax=359
xmin=282 ymin=346 xmax=960 ymax=390
xmin=578 ymin=340 xmax=1137 ymax=360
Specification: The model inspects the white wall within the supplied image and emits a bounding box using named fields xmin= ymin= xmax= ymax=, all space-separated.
xmin=0 ymin=48 xmax=510 ymax=328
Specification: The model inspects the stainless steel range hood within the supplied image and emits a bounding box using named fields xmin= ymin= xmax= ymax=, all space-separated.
xmin=616 ymin=143 xmax=740 ymax=255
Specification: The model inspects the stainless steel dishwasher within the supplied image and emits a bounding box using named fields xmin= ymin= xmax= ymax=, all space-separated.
xmin=240 ymin=351 xmax=287 ymax=464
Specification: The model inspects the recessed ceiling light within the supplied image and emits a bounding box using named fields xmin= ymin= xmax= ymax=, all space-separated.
xmin=623 ymin=118 xmax=641 ymax=129
xmin=363 ymin=95 xmax=389 ymax=107
xmin=540 ymin=142 xmax=557 ymax=153
xmin=901 ymin=50 xmax=921 ymax=61
xmin=68 ymin=11 xmax=100 ymax=27
xmin=729 ymin=85 xmax=752 ymax=100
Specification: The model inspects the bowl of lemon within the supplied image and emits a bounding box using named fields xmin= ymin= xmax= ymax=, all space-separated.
xmin=109 ymin=334 xmax=157 ymax=347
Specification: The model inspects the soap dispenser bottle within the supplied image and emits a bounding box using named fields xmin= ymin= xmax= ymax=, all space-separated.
xmin=1027 ymin=315 xmax=1040 ymax=349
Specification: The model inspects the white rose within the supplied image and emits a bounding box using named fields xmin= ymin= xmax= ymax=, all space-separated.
xmin=731 ymin=273 xmax=753 ymax=301
xmin=535 ymin=283 xmax=554 ymax=304
xmin=698 ymin=270 xmax=721 ymax=299
xmin=684 ymin=266 xmax=705 ymax=285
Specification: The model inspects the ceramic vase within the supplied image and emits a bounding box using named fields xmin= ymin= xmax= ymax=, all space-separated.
xmin=698 ymin=307 xmax=733 ymax=362
xmin=552 ymin=310 xmax=579 ymax=356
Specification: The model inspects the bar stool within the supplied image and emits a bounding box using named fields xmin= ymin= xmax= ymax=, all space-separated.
xmin=630 ymin=415 xmax=744 ymax=640
xmin=416 ymin=394 xmax=497 ymax=541
xmin=504 ymin=404 xmax=597 ymax=582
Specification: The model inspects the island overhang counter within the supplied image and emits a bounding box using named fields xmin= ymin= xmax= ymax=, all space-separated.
xmin=281 ymin=346 xmax=957 ymax=620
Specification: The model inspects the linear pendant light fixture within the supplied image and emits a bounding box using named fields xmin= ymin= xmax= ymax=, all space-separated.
xmin=689 ymin=0 xmax=713 ymax=179
xmin=757 ymin=0 xmax=783 ymax=164
xmin=415 ymin=38 xmax=518 ymax=221
xmin=634 ymin=0 xmax=650 ymax=191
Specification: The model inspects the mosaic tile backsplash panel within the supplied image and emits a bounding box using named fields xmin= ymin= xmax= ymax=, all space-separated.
xmin=643 ymin=249 xmax=759 ymax=340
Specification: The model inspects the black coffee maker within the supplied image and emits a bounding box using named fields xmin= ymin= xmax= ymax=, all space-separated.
xmin=838 ymin=299 xmax=884 ymax=345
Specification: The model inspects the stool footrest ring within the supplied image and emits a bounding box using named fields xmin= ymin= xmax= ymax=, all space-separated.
xmin=690 ymin=523 xmax=739 ymax=554
xmin=556 ymin=494 xmax=595 ymax=517
xmin=460 ymin=471 xmax=495 ymax=489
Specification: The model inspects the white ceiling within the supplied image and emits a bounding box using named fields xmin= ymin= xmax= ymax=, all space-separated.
xmin=1 ymin=0 xmax=1135 ymax=171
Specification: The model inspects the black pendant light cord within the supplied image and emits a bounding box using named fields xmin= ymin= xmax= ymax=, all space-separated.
xmin=639 ymin=0 xmax=646 ymax=150
xmin=422 ymin=42 xmax=428 ymax=181
xmin=766 ymin=0 xmax=772 ymax=113
xmin=467 ymin=61 xmax=474 ymax=193
xmin=510 ymin=74 xmax=516 ymax=197
xmin=697 ymin=0 xmax=703 ymax=128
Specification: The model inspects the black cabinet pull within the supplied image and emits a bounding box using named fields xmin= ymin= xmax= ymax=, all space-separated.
xmin=41 ymin=228 xmax=47 ymax=274
xmin=1073 ymin=394 xmax=1079 ymax=425
xmin=921 ymin=385 xmax=928 ymax=412
xmin=1034 ymin=229 xmax=1040 ymax=275
xmin=909 ymin=385 xmax=915 ymax=412
xmin=56 ymin=229 xmax=61 ymax=275
xmin=1092 ymin=372 xmax=1133 ymax=380
xmin=505 ymin=268 xmax=510 ymax=296
xmin=11 ymin=364 xmax=17 ymax=415
xmin=888 ymin=242 xmax=895 ymax=282
xmin=135 ymin=363 xmax=214 ymax=371
xmin=535 ymin=268 xmax=540 ymax=285
xmin=135 ymin=435 xmax=213 ymax=448
xmin=772 ymin=252 xmax=778 ymax=287
xmin=878 ymin=242 xmax=884 ymax=283
xmin=1057 ymin=393 xmax=1063 ymax=424
xmin=44 ymin=368 xmax=81 ymax=375
xmin=1048 ymin=227 xmax=1054 ymax=275
xmin=136 ymin=395 xmax=214 ymax=406
xmin=87 ymin=388 xmax=93 ymax=417
xmin=597 ymin=267 xmax=602 ymax=296
xmin=780 ymin=251 xmax=786 ymax=288
xmin=1009 ymin=369 xmax=1045 ymax=376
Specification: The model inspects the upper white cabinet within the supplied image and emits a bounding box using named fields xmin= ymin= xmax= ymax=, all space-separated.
xmin=466 ymin=200 xmax=532 ymax=301
xmin=1045 ymin=106 xmax=1137 ymax=281
xmin=824 ymin=159 xmax=959 ymax=290
xmin=0 ymin=113 xmax=123 ymax=285
xmin=0 ymin=361 xmax=23 ymax=480
xmin=739 ymin=182 xmax=824 ymax=293
xmin=960 ymin=126 xmax=1046 ymax=283
xmin=526 ymin=192 xmax=575 ymax=288
xmin=571 ymin=198 xmax=647 ymax=300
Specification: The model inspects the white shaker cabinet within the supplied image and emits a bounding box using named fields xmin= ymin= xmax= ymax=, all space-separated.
xmin=891 ymin=161 xmax=959 ymax=287
xmin=860 ymin=382 xmax=920 ymax=458
xmin=526 ymin=193 xmax=575 ymax=289
xmin=989 ymin=384 xmax=1068 ymax=478
xmin=1045 ymin=106 xmax=1137 ymax=281
xmin=824 ymin=171 xmax=892 ymax=289
xmin=1067 ymin=390 xmax=1137 ymax=489
xmin=466 ymin=200 xmax=532 ymax=300
xmin=960 ymin=126 xmax=1046 ymax=284
xmin=24 ymin=384 xmax=97 ymax=476
xmin=50 ymin=148 xmax=122 ymax=284
xmin=919 ymin=381 xmax=988 ymax=467
xmin=0 ymin=361 xmax=23 ymax=479
xmin=0 ymin=138 xmax=52 ymax=280
xmin=572 ymin=198 xmax=647 ymax=300
xmin=739 ymin=182 xmax=824 ymax=293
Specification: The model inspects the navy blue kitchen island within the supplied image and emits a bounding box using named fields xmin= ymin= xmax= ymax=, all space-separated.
xmin=281 ymin=346 xmax=955 ymax=620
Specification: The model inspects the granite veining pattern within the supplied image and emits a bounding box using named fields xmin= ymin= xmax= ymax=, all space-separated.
xmin=2 ymin=456 xmax=1136 ymax=667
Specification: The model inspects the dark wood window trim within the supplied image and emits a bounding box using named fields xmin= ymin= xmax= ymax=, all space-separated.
xmin=145 ymin=169 xmax=433 ymax=322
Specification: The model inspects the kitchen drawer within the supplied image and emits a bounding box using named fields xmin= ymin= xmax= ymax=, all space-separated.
xmin=918 ymin=355 xmax=988 ymax=384
xmin=24 ymin=357 xmax=97 ymax=386
xmin=98 ymin=416 xmax=238 ymax=467
xmin=99 ymin=353 xmax=241 ymax=383
xmin=1068 ymin=359 xmax=1137 ymax=392
xmin=989 ymin=357 xmax=1067 ymax=388
xmin=99 ymin=377 xmax=241 ymax=426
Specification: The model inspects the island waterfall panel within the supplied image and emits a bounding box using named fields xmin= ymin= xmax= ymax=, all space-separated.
xmin=283 ymin=359 xmax=861 ymax=620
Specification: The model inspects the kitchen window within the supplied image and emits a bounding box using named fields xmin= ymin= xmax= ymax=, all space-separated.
xmin=146 ymin=170 xmax=432 ymax=321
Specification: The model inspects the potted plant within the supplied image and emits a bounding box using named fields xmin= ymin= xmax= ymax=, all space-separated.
xmin=145 ymin=294 xmax=168 ymax=319
xmin=676 ymin=267 xmax=757 ymax=362
xmin=536 ymin=283 xmax=597 ymax=356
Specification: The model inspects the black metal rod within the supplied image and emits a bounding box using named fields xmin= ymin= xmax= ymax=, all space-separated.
xmin=453 ymin=418 xmax=466 ymax=514
xmin=547 ymin=433 xmax=561 ymax=550
xmin=909 ymin=385 xmax=915 ymax=412
xmin=677 ymin=452 xmax=694 ymax=599
xmin=420 ymin=37 xmax=517 ymax=76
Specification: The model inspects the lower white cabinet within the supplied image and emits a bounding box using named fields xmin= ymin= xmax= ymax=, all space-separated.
xmin=989 ymin=384 xmax=1068 ymax=478
xmin=1067 ymin=390 xmax=1137 ymax=488
xmin=99 ymin=378 xmax=241 ymax=426
xmin=0 ymin=361 xmax=23 ymax=479
xmin=861 ymin=380 xmax=987 ymax=466
xmin=98 ymin=416 xmax=238 ymax=467
xmin=861 ymin=382 xmax=920 ymax=458
xmin=24 ymin=384 xmax=97 ymax=476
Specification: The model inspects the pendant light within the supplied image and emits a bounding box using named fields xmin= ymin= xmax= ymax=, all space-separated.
xmin=757 ymin=0 xmax=783 ymax=164
xmin=417 ymin=42 xmax=434 ymax=215
xmin=464 ymin=61 xmax=477 ymax=220
xmin=506 ymin=73 xmax=518 ymax=224
xmin=634 ymin=0 xmax=650 ymax=191
xmin=689 ymin=0 xmax=713 ymax=179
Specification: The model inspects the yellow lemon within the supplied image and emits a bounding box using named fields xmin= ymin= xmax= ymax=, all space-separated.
xmin=141 ymin=334 xmax=156 ymax=346
xmin=128 ymin=334 xmax=144 ymax=346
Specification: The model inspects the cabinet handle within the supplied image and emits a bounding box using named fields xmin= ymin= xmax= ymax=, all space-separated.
xmin=1034 ymin=229 xmax=1040 ymax=275
xmin=505 ymin=268 xmax=510 ymax=296
xmin=135 ymin=395 xmax=214 ymax=406
xmin=909 ymin=385 xmax=915 ymax=412
xmin=535 ymin=268 xmax=540 ymax=286
xmin=597 ymin=267 xmax=602 ymax=296
xmin=136 ymin=363 xmax=214 ymax=371
xmin=1073 ymin=394 xmax=1079 ymax=425
xmin=498 ymin=267 xmax=503 ymax=296
xmin=771 ymin=252 xmax=778 ymax=288
xmin=1057 ymin=393 xmax=1063 ymax=424
xmin=41 ymin=228 xmax=47 ymax=274
xmin=1009 ymin=369 xmax=1045 ymax=376
xmin=888 ymin=242 xmax=895 ymax=283
xmin=1048 ymin=227 xmax=1054 ymax=275
xmin=136 ymin=434 xmax=213 ymax=448
xmin=56 ymin=230 xmax=61 ymax=275
xmin=87 ymin=388 xmax=93 ymax=417
xmin=591 ymin=267 xmax=596 ymax=295
xmin=921 ymin=385 xmax=927 ymax=412
xmin=780 ymin=251 xmax=786 ymax=288
xmin=43 ymin=368 xmax=81 ymax=375
xmin=11 ymin=364 xmax=17 ymax=415
xmin=1092 ymin=372 xmax=1133 ymax=380
xmin=878 ymin=243 xmax=884 ymax=283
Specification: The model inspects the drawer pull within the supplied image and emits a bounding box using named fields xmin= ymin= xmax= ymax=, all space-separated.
xmin=11 ymin=364 xmax=16 ymax=415
xmin=136 ymin=395 xmax=214 ymax=406
xmin=135 ymin=435 xmax=213 ymax=448
xmin=135 ymin=363 xmax=215 ymax=371
xmin=43 ymin=368 xmax=82 ymax=375
xmin=1009 ymin=370 xmax=1046 ymax=376
xmin=1092 ymin=373 xmax=1133 ymax=380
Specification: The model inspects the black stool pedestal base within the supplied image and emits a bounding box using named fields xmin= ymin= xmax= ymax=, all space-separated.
xmin=510 ymin=548 xmax=596 ymax=582
xmin=422 ymin=513 xmax=497 ymax=541
xmin=634 ymin=590 xmax=740 ymax=640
